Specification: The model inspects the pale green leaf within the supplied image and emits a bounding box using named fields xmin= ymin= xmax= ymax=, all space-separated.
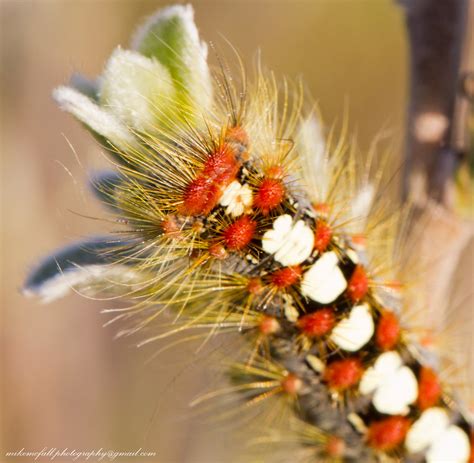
xmin=131 ymin=4 xmax=212 ymax=122
xmin=99 ymin=47 xmax=176 ymax=132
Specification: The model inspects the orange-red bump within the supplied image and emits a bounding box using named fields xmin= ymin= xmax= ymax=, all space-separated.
xmin=182 ymin=144 xmax=240 ymax=216
xmin=367 ymin=416 xmax=411 ymax=451
xmin=270 ymin=266 xmax=303 ymax=288
xmin=313 ymin=202 xmax=330 ymax=216
xmin=222 ymin=216 xmax=256 ymax=251
xmin=351 ymin=233 xmax=367 ymax=248
xmin=201 ymin=146 xmax=239 ymax=183
xmin=254 ymin=177 xmax=285 ymax=214
xmin=208 ymin=243 xmax=228 ymax=260
xmin=281 ymin=373 xmax=303 ymax=396
xmin=323 ymin=357 xmax=364 ymax=391
xmin=325 ymin=436 xmax=346 ymax=458
xmin=297 ymin=308 xmax=336 ymax=337
xmin=161 ymin=215 xmax=181 ymax=238
xmin=182 ymin=176 xmax=219 ymax=216
xmin=314 ymin=220 xmax=333 ymax=253
xmin=347 ymin=265 xmax=369 ymax=302
xmin=376 ymin=310 xmax=401 ymax=351
xmin=259 ymin=315 xmax=280 ymax=335
xmin=266 ymin=164 xmax=284 ymax=179
xmin=247 ymin=277 xmax=264 ymax=295
xmin=224 ymin=126 xmax=249 ymax=163
xmin=225 ymin=125 xmax=249 ymax=146
xmin=417 ymin=367 xmax=442 ymax=410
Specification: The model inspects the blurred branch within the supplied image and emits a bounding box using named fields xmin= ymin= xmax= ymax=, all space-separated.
xmin=400 ymin=0 xmax=472 ymax=206
xmin=398 ymin=1 xmax=473 ymax=378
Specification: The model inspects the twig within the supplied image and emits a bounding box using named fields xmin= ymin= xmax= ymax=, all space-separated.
xmin=399 ymin=0 xmax=472 ymax=206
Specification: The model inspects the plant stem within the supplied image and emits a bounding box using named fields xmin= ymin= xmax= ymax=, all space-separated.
xmin=399 ymin=0 xmax=472 ymax=206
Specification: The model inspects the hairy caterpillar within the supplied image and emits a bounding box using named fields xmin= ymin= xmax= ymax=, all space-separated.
xmin=23 ymin=5 xmax=473 ymax=462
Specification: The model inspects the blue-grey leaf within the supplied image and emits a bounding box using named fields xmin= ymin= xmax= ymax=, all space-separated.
xmin=23 ymin=237 xmax=138 ymax=303
xmin=89 ymin=170 xmax=124 ymax=211
xmin=70 ymin=72 xmax=101 ymax=101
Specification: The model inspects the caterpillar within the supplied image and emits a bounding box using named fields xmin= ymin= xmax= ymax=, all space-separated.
xmin=24 ymin=4 xmax=473 ymax=462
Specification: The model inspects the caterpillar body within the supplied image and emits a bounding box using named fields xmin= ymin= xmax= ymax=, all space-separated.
xmin=24 ymin=5 xmax=473 ymax=462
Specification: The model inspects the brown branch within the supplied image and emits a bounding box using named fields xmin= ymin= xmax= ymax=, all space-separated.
xmin=399 ymin=0 xmax=471 ymax=206
xmin=398 ymin=1 xmax=474 ymax=390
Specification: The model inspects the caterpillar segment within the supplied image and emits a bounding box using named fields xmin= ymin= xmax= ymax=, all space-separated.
xmin=117 ymin=109 xmax=471 ymax=461
xmin=83 ymin=83 xmax=472 ymax=461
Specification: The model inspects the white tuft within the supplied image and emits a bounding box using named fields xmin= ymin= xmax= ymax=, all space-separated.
xmin=300 ymin=251 xmax=347 ymax=304
xmin=330 ymin=303 xmax=374 ymax=351
xmin=405 ymin=408 xmax=450 ymax=454
xmin=426 ymin=425 xmax=470 ymax=463
xmin=219 ymin=181 xmax=253 ymax=217
xmin=348 ymin=184 xmax=375 ymax=234
xmin=359 ymin=351 xmax=418 ymax=415
xmin=406 ymin=407 xmax=470 ymax=462
xmin=296 ymin=115 xmax=329 ymax=202
xmin=262 ymin=214 xmax=314 ymax=266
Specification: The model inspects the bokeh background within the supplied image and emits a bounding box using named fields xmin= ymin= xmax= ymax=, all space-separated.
xmin=0 ymin=1 xmax=449 ymax=462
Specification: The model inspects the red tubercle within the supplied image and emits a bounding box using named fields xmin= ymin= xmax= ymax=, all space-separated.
xmin=419 ymin=330 xmax=436 ymax=349
xmin=347 ymin=265 xmax=369 ymax=302
xmin=297 ymin=308 xmax=336 ymax=337
xmin=222 ymin=216 xmax=256 ymax=251
xmin=224 ymin=125 xmax=250 ymax=164
xmin=254 ymin=177 xmax=285 ymax=214
xmin=259 ymin=315 xmax=281 ymax=335
xmin=181 ymin=143 xmax=241 ymax=216
xmin=367 ymin=416 xmax=411 ymax=451
xmin=225 ymin=125 xmax=249 ymax=150
xmin=161 ymin=215 xmax=181 ymax=238
xmin=281 ymin=373 xmax=303 ymax=396
xmin=314 ymin=220 xmax=333 ymax=253
xmin=181 ymin=176 xmax=220 ymax=216
xmin=208 ymin=243 xmax=228 ymax=260
xmin=201 ymin=145 xmax=239 ymax=183
xmin=323 ymin=357 xmax=364 ymax=391
xmin=417 ymin=367 xmax=442 ymax=410
xmin=270 ymin=266 xmax=302 ymax=288
xmin=351 ymin=233 xmax=367 ymax=248
xmin=313 ymin=202 xmax=330 ymax=216
xmin=266 ymin=164 xmax=284 ymax=179
xmin=247 ymin=277 xmax=264 ymax=295
xmin=376 ymin=310 xmax=401 ymax=351
xmin=325 ymin=436 xmax=346 ymax=458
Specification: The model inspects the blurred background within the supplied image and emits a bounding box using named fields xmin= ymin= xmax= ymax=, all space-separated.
xmin=0 ymin=0 xmax=425 ymax=462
